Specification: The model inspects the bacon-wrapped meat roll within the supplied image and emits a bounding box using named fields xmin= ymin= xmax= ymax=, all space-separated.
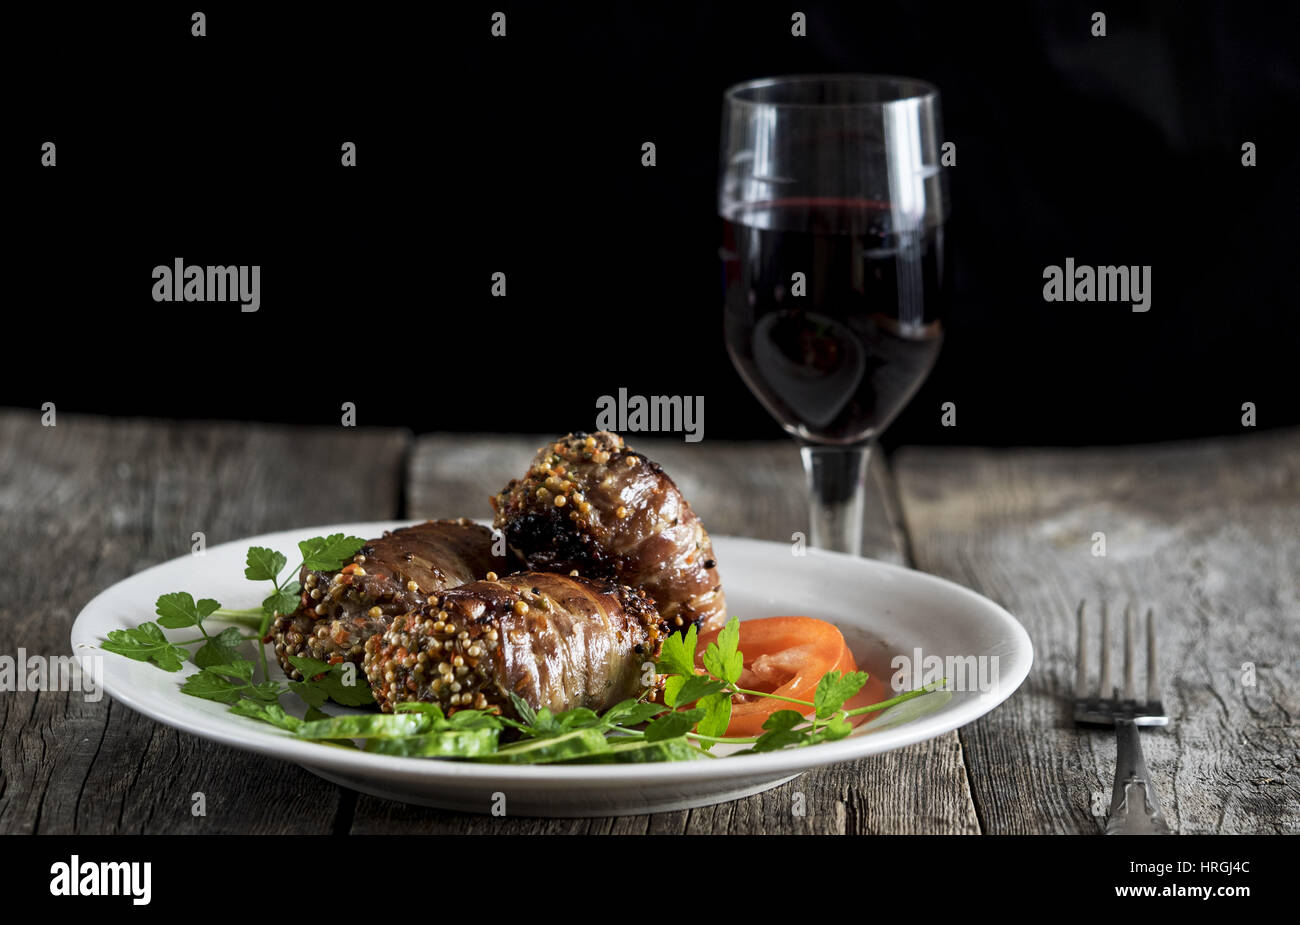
xmin=363 ymin=571 xmax=665 ymax=717
xmin=491 ymin=432 xmax=726 ymax=632
xmin=271 ymin=518 xmax=507 ymax=679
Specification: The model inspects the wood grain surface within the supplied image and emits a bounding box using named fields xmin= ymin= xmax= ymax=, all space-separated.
xmin=0 ymin=411 xmax=407 ymax=834
xmin=894 ymin=428 xmax=1300 ymax=834
xmin=3 ymin=410 xmax=1294 ymax=834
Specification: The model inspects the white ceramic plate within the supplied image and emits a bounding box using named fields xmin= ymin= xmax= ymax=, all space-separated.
xmin=70 ymin=521 xmax=1032 ymax=816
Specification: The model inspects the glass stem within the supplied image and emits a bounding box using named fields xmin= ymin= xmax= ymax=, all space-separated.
xmin=799 ymin=443 xmax=872 ymax=556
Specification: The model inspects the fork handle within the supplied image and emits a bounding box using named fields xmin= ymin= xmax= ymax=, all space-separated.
xmin=1105 ymin=719 xmax=1171 ymax=835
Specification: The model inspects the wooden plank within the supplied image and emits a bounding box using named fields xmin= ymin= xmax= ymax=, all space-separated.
xmin=0 ymin=411 xmax=409 ymax=834
xmin=894 ymin=428 xmax=1300 ymax=834
xmin=348 ymin=434 xmax=979 ymax=834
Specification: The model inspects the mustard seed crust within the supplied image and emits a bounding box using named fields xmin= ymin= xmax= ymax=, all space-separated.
xmin=271 ymin=519 xmax=508 ymax=680
xmin=491 ymin=431 xmax=726 ymax=633
xmin=364 ymin=571 xmax=666 ymax=718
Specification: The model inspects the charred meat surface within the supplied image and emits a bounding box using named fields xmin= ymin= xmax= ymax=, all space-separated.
xmin=491 ymin=431 xmax=726 ymax=632
xmin=364 ymin=571 xmax=665 ymax=717
xmin=271 ymin=518 xmax=506 ymax=679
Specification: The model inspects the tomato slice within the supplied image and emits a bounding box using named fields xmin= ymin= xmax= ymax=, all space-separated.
xmin=695 ymin=616 xmax=887 ymax=737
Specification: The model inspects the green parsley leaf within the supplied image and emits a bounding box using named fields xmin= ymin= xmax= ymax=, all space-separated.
xmin=286 ymin=655 xmax=331 ymax=679
xmin=664 ymin=674 xmax=726 ymax=708
xmin=694 ymin=691 xmax=733 ymax=743
xmin=747 ymin=709 xmax=810 ymax=753
xmin=297 ymin=534 xmax=367 ymax=572
xmin=444 ymin=709 xmax=504 ymax=732
xmin=287 ymin=656 xmax=374 ymax=707
xmin=601 ymin=699 xmax=667 ymax=728
xmin=193 ymin=626 xmax=245 ymax=669
xmin=230 ymin=699 xmax=302 ymax=732
xmin=502 ymin=706 xmax=603 ymax=736
xmin=154 ymin=592 xmax=221 ymax=629
xmin=181 ymin=662 xmax=281 ymax=704
xmin=101 ymin=622 xmax=190 ymax=671
xmin=644 ymin=707 xmax=706 ymax=742
xmin=702 ymin=616 xmax=743 ymax=685
xmin=289 ymin=680 xmax=327 ymax=708
xmin=200 ymin=660 xmax=255 ymax=680
xmin=508 ymin=692 xmax=538 ymax=727
xmin=761 ymin=709 xmax=805 ymax=732
xmin=662 ymin=675 xmax=682 ymax=706
xmin=180 ymin=670 xmax=244 ymax=703
xmin=655 ymin=623 xmax=699 ymax=678
xmin=261 ymin=583 xmax=300 ymax=617
xmin=317 ymin=670 xmax=374 ymax=707
xmin=822 ymin=713 xmax=853 ymax=740
xmin=552 ymin=707 xmax=602 ymax=730
xmin=242 ymin=681 xmax=284 ymax=702
xmin=244 ymin=546 xmax=287 ymax=583
xmin=814 ymin=669 xmax=870 ymax=719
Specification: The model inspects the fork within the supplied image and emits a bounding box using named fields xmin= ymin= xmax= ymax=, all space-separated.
xmin=1074 ymin=601 xmax=1171 ymax=835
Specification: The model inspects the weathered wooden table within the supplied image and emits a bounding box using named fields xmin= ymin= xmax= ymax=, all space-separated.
xmin=2 ymin=410 xmax=1296 ymax=833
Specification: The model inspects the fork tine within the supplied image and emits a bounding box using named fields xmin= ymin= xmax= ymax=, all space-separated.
xmin=1123 ymin=603 xmax=1136 ymax=701
xmin=1145 ymin=607 xmax=1158 ymax=705
xmin=1075 ymin=600 xmax=1089 ymax=699
xmin=1098 ymin=601 xmax=1112 ymax=700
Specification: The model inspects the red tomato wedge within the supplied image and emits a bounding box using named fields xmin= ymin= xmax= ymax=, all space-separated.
xmin=695 ymin=616 xmax=889 ymax=737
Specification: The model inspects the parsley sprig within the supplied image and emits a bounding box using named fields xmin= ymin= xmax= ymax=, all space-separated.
xmin=636 ymin=617 xmax=943 ymax=753
xmin=100 ymin=532 xmax=370 ymax=722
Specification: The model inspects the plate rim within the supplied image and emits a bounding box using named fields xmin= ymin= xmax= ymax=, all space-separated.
xmin=70 ymin=520 xmax=1033 ymax=787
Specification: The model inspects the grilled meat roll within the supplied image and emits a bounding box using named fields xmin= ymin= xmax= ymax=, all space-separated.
xmin=271 ymin=518 xmax=506 ymax=679
xmin=491 ymin=431 xmax=726 ymax=632
xmin=363 ymin=571 xmax=665 ymax=717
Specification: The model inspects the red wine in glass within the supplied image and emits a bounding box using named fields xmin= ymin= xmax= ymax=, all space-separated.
xmin=722 ymin=196 xmax=949 ymax=445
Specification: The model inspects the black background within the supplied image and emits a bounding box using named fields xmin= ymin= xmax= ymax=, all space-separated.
xmin=7 ymin=2 xmax=1297 ymax=448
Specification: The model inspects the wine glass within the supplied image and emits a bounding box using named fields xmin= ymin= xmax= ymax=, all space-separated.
xmin=719 ymin=74 xmax=950 ymax=555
